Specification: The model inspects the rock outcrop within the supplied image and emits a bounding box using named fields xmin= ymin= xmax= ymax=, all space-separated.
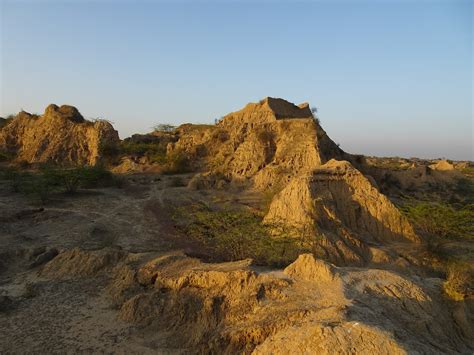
xmin=0 ymin=104 xmax=119 ymax=165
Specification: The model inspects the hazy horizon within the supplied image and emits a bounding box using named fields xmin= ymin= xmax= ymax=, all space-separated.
xmin=1 ymin=0 xmax=472 ymax=160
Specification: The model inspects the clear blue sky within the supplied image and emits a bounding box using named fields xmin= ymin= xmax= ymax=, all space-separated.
xmin=1 ymin=0 xmax=472 ymax=160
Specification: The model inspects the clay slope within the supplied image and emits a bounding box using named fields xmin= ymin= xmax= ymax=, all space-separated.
xmin=264 ymin=160 xmax=418 ymax=265
xmin=0 ymin=104 xmax=119 ymax=165
xmin=41 ymin=250 xmax=474 ymax=354
xmin=169 ymin=97 xmax=347 ymax=189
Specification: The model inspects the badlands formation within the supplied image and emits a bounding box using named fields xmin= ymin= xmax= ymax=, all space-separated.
xmin=0 ymin=98 xmax=472 ymax=353
xmin=0 ymin=104 xmax=119 ymax=165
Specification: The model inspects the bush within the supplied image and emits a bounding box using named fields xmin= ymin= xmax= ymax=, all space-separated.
xmin=153 ymin=123 xmax=176 ymax=133
xmin=5 ymin=168 xmax=59 ymax=204
xmin=443 ymin=261 xmax=472 ymax=301
xmin=162 ymin=151 xmax=191 ymax=174
xmin=174 ymin=204 xmax=309 ymax=267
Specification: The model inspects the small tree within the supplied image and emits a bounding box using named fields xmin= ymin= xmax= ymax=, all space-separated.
xmin=311 ymin=107 xmax=321 ymax=125
xmin=153 ymin=123 xmax=176 ymax=133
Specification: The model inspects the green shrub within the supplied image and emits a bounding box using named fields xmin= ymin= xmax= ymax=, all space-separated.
xmin=153 ymin=123 xmax=176 ymax=133
xmin=78 ymin=165 xmax=115 ymax=188
xmin=14 ymin=170 xmax=59 ymax=204
xmin=443 ymin=261 xmax=472 ymax=301
xmin=162 ymin=151 xmax=191 ymax=174
xmin=174 ymin=204 xmax=309 ymax=266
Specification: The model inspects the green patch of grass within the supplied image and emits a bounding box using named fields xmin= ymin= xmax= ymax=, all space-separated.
xmin=174 ymin=203 xmax=309 ymax=267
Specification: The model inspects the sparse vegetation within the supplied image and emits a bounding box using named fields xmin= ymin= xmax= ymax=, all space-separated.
xmin=402 ymin=200 xmax=474 ymax=300
xmin=402 ymin=202 xmax=473 ymax=241
xmin=0 ymin=164 xmax=123 ymax=203
xmin=174 ymin=203 xmax=310 ymax=266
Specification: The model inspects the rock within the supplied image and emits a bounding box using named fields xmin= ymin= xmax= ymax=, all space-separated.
xmin=0 ymin=104 xmax=119 ymax=165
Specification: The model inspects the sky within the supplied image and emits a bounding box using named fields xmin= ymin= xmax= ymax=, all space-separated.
xmin=0 ymin=0 xmax=472 ymax=160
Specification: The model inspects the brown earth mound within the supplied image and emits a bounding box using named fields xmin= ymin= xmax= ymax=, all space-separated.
xmin=40 ymin=247 xmax=126 ymax=278
xmin=167 ymin=97 xmax=348 ymax=189
xmin=39 ymin=249 xmax=473 ymax=354
xmin=0 ymin=104 xmax=119 ymax=165
xmin=264 ymin=159 xmax=418 ymax=265
xmin=429 ymin=159 xmax=455 ymax=171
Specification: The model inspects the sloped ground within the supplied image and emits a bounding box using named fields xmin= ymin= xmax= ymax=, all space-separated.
xmin=0 ymin=174 xmax=473 ymax=353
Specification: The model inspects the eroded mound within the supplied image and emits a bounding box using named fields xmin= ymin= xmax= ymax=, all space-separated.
xmin=167 ymin=97 xmax=348 ymax=189
xmin=264 ymin=160 xmax=418 ymax=265
xmin=41 ymin=247 xmax=126 ymax=278
xmin=39 ymin=249 xmax=474 ymax=354
xmin=0 ymin=104 xmax=119 ymax=165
